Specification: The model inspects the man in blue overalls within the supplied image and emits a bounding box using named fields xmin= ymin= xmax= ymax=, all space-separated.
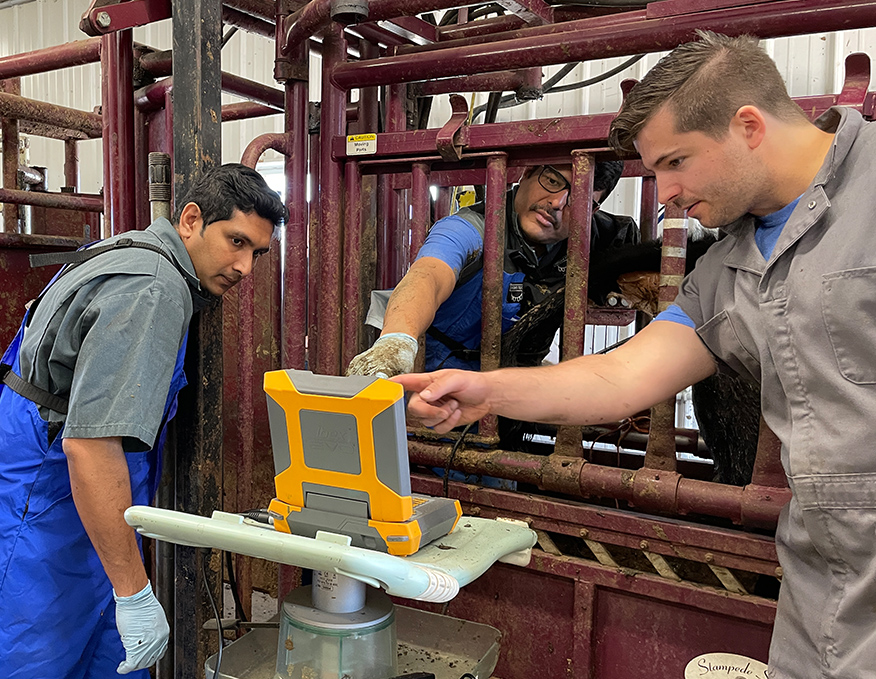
xmin=347 ymin=161 xmax=638 ymax=378
xmin=0 ymin=164 xmax=287 ymax=678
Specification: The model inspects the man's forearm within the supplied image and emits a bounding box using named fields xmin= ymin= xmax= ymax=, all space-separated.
xmin=63 ymin=437 xmax=148 ymax=597
xmin=381 ymin=258 xmax=456 ymax=338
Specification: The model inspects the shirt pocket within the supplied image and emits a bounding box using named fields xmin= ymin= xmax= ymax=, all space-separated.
xmin=697 ymin=310 xmax=760 ymax=382
xmin=822 ymin=268 xmax=876 ymax=384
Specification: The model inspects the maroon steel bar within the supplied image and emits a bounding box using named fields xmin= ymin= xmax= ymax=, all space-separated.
xmin=283 ymin=67 xmax=309 ymax=371
xmin=378 ymin=83 xmax=408 ymax=288
xmin=224 ymin=0 xmax=276 ymax=22
xmin=0 ymin=38 xmax=102 ymax=80
xmin=434 ymin=185 xmax=450 ymax=221
xmin=0 ymin=92 xmax=102 ymax=139
xmin=221 ymin=101 xmax=282 ymax=122
xmin=222 ymin=4 xmax=274 ymax=37
xmin=639 ymin=175 xmax=659 ymax=241
xmin=240 ymin=132 xmax=289 ymax=167
xmin=134 ymin=78 xmax=171 ymax=111
xmin=479 ymin=153 xmax=507 ymax=440
xmin=658 ymin=204 xmax=688 ymax=314
xmin=409 ymin=161 xmax=429 ymax=262
xmin=435 ymin=14 xmax=526 ymax=41
xmin=342 ymin=160 xmax=363 ymax=369
xmin=1 ymin=78 xmax=21 ymax=233
xmin=0 ymin=187 xmax=104 ymax=212
xmin=316 ymin=25 xmax=346 ymax=375
xmin=101 ymin=30 xmax=136 ymax=236
xmin=407 ymin=439 xmax=789 ymax=528
xmin=398 ymin=7 xmax=646 ymax=56
xmin=308 ymin=107 xmax=321 ymax=365
xmin=333 ymin=0 xmax=876 ymax=88
xmin=411 ymin=70 xmax=533 ymax=96
xmin=554 ymin=150 xmax=594 ymax=457
xmin=64 ymin=139 xmax=79 ymax=191
xmin=281 ymin=0 xmax=466 ymax=55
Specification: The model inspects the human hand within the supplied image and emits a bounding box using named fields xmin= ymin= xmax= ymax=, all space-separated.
xmin=114 ymin=581 xmax=170 ymax=674
xmin=346 ymin=332 xmax=419 ymax=378
xmin=392 ymin=370 xmax=492 ymax=433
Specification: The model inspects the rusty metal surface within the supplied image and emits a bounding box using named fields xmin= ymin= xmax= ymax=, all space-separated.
xmin=0 ymin=38 xmax=102 ymax=80
xmin=80 ymin=0 xmax=171 ymax=36
xmin=101 ymin=31 xmax=136 ymax=235
xmin=0 ymin=187 xmax=103 ymax=212
xmin=240 ymin=132 xmax=288 ymax=168
xmin=407 ymin=438 xmax=790 ymax=528
xmin=0 ymin=234 xmax=85 ymax=348
xmin=333 ymin=0 xmax=876 ymax=88
xmin=0 ymin=91 xmax=102 ymax=139
xmin=1 ymin=79 xmax=21 ymax=234
xmin=342 ymin=160 xmax=363 ymax=370
xmin=315 ymin=26 xmax=346 ymax=376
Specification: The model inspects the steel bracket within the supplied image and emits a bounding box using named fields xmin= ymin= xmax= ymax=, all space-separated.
xmin=435 ymin=94 xmax=470 ymax=162
xmin=80 ymin=0 xmax=171 ymax=36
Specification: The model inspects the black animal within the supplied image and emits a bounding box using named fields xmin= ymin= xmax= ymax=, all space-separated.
xmin=501 ymin=234 xmax=760 ymax=486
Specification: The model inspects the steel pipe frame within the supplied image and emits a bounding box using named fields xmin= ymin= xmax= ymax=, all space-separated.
xmin=410 ymin=69 xmax=536 ymax=97
xmin=554 ymin=151 xmax=594 ymax=457
xmin=138 ymin=52 xmax=286 ymax=110
xmin=0 ymin=187 xmax=104 ymax=212
xmin=0 ymin=92 xmax=102 ymax=139
xmin=342 ymin=160 xmax=363 ymax=369
xmin=1 ymin=79 xmax=21 ymax=233
xmin=408 ymin=439 xmax=790 ymax=529
xmin=478 ymin=153 xmax=507 ymax=440
xmin=101 ymin=30 xmax=136 ymax=236
xmin=315 ymin=25 xmax=347 ymax=375
xmin=0 ymin=38 xmax=102 ymax=80
xmin=240 ymin=131 xmax=289 ymax=167
xmin=281 ymin=0 xmax=465 ymax=55
xmin=332 ymin=0 xmax=876 ymax=88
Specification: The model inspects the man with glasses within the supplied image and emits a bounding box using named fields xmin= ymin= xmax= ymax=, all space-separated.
xmin=348 ymin=161 xmax=638 ymax=378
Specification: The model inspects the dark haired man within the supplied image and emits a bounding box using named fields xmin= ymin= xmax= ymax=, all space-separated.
xmin=347 ymin=161 xmax=638 ymax=378
xmin=0 ymin=163 xmax=287 ymax=677
xmin=396 ymin=31 xmax=874 ymax=678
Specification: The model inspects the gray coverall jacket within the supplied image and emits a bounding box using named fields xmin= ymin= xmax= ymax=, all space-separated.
xmin=673 ymin=107 xmax=876 ymax=679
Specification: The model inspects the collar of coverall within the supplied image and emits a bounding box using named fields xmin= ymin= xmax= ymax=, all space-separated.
xmin=150 ymin=217 xmax=216 ymax=312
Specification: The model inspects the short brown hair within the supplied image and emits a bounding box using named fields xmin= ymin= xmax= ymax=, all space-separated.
xmin=608 ymin=31 xmax=806 ymax=155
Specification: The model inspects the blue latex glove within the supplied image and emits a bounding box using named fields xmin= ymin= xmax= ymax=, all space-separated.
xmin=114 ymin=581 xmax=170 ymax=674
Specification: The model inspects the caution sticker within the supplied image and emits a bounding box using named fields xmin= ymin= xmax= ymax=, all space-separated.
xmin=346 ymin=133 xmax=377 ymax=156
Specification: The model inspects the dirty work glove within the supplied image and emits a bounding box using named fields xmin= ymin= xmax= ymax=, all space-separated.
xmin=114 ymin=581 xmax=170 ymax=674
xmin=346 ymin=332 xmax=419 ymax=378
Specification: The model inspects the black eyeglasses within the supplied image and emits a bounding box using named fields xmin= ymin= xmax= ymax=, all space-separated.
xmin=537 ymin=166 xmax=600 ymax=211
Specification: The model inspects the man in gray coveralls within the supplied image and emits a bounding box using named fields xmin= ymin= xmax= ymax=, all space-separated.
xmin=396 ymin=31 xmax=876 ymax=679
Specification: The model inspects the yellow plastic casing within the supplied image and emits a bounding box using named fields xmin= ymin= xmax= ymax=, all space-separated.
xmin=264 ymin=370 xmax=413 ymax=524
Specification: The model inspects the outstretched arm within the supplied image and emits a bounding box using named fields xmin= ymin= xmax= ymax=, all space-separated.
xmin=380 ymin=256 xmax=457 ymax=338
xmin=348 ymin=257 xmax=457 ymax=377
xmin=394 ymin=320 xmax=717 ymax=432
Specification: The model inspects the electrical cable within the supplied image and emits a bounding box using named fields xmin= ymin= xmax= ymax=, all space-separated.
xmin=224 ymin=551 xmax=248 ymax=623
xmin=443 ymin=422 xmax=474 ymax=497
xmin=470 ymin=53 xmax=644 ymax=122
xmin=202 ymin=549 xmax=224 ymax=679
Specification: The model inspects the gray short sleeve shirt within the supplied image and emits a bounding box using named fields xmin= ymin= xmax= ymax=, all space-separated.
xmin=17 ymin=218 xmax=208 ymax=451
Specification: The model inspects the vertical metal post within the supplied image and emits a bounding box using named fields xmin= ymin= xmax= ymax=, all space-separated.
xmin=148 ymin=152 xmax=172 ymax=222
xmin=479 ymin=153 xmax=507 ymax=440
xmin=380 ymin=82 xmax=407 ymax=287
xmin=282 ymin=69 xmax=309 ymax=372
xmin=101 ymin=30 xmax=135 ymax=235
xmin=639 ymin=175 xmax=659 ymax=241
xmin=434 ymin=185 xmax=451 ymax=222
xmin=410 ymin=161 xmax=430 ymax=260
xmin=342 ymin=160 xmax=363 ymax=369
xmin=170 ymin=0 xmax=223 ymax=672
xmin=555 ymin=150 xmax=594 ymax=457
xmin=316 ymin=24 xmax=346 ymax=375
xmin=64 ymin=139 xmax=79 ymax=191
xmin=1 ymin=77 xmax=21 ymax=233
xmin=308 ymin=108 xmax=321 ymax=366
xmin=643 ymin=204 xmax=688 ymax=472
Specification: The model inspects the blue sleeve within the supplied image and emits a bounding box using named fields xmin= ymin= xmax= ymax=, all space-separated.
xmin=415 ymin=215 xmax=484 ymax=279
xmin=654 ymin=304 xmax=696 ymax=329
